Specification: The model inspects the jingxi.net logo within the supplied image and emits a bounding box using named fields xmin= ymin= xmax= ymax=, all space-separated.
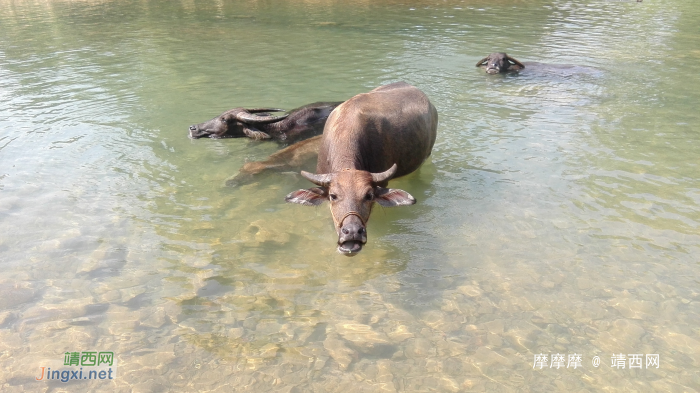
xmin=36 ymin=351 xmax=117 ymax=383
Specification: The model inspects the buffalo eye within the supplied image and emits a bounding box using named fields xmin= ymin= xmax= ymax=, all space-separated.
xmin=365 ymin=192 xmax=374 ymax=201
xmin=329 ymin=193 xmax=338 ymax=201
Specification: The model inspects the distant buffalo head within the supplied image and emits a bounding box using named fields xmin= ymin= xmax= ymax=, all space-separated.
xmin=188 ymin=108 xmax=288 ymax=140
xmin=476 ymin=52 xmax=525 ymax=74
xmin=285 ymin=164 xmax=415 ymax=255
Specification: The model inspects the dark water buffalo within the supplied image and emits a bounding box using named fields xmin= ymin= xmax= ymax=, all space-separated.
xmin=188 ymin=101 xmax=343 ymax=142
xmin=476 ymin=52 xmax=526 ymax=74
xmin=476 ymin=52 xmax=602 ymax=77
xmin=285 ymin=82 xmax=438 ymax=256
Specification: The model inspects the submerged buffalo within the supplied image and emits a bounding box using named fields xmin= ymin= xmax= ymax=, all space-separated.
xmin=285 ymin=82 xmax=438 ymax=256
xmin=476 ymin=52 xmax=601 ymax=77
xmin=188 ymin=101 xmax=343 ymax=142
xmin=476 ymin=52 xmax=526 ymax=74
xmin=225 ymin=135 xmax=322 ymax=187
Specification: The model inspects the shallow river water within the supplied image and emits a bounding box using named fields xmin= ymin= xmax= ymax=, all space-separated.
xmin=1 ymin=0 xmax=699 ymax=391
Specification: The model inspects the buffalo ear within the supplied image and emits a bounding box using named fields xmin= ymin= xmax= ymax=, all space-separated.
xmin=475 ymin=56 xmax=489 ymax=67
xmin=243 ymin=126 xmax=272 ymax=140
xmin=221 ymin=112 xmax=236 ymax=123
xmin=375 ymin=187 xmax=416 ymax=207
xmin=506 ymin=55 xmax=525 ymax=68
xmin=285 ymin=187 xmax=327 ymax=206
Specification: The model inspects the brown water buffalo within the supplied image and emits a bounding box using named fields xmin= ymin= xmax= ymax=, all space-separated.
xmin=285 ymin=82 xmax=438 ymax=256
xmin=476 ymin=52 xmax=525 ymax=74
xmin=188 ymin=101 xmax=343 ymax=142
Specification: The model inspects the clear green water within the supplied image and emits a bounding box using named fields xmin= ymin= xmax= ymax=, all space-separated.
xmin=1 ymin=0 xmax=699 ymax=391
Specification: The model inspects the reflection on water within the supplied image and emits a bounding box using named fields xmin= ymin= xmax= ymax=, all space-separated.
xmin=1 ymin=0 xmax=699 ymax=391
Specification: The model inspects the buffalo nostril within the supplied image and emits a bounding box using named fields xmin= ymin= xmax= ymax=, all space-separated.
xmin=358 ymin=228 xmax=365 ymax=235
xmin=189 ymin=125 xmax=196 ymax=131
xmin=342 ymin=228 xmax=349 ymax=235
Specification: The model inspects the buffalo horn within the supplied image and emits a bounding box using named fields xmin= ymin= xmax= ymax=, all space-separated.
xmin=475 ymin=57 xmax=489 ymax=67
xmin=506 ymin=55 xmax=525 ymax=68
xmin=300 ymin=171 xmax=332 ymax=187
xmin=247 ymin=108 xmax=286 ymax=113
xmin=235 ymin=111 xmax=289 ymax=124
xmin=371 ymin=164 xmax=397 ymax=184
